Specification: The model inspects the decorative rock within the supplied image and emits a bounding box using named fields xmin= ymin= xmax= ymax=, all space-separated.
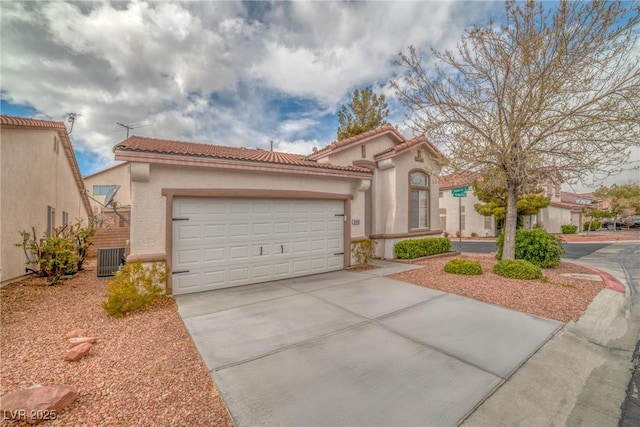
xmin=64 ymin=329 xmax=86 ymax=339
xmin=0 ymin=384 xmax=78 ymax=424
xmin=64 ymin=342 xmax=92 ymax=362
xmin=68 ymin=337 xmax=97 ymax=347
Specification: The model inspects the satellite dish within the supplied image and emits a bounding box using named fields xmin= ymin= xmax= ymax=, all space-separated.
xmin=104 ymin=185 xmax=121 ymax=207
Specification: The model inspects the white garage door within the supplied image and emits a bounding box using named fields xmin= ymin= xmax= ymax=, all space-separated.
xmin=172 ymin=198 xmax=345 ymax=295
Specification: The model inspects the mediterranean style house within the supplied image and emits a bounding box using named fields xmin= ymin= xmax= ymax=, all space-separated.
xmin=113 ymin=124 xmax=445 ymax=295
xmin=0 ymin=115 xmax=92 ymax=285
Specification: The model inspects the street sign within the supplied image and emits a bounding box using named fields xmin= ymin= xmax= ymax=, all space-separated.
xmin=451 ymin=186 xmax=469 ymax=197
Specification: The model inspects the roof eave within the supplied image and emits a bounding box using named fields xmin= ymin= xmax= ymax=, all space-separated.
xmin=114 ymin=150 xmax=372 ymax=180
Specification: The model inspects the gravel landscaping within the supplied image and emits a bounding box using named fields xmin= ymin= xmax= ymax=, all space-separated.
xmin=390 ymin=253 xmax=605 ymax=322
xmin=1 ymin=252 xmax=609 ymax=424
xmin=0 ymin=260 xmax=233 ymax=426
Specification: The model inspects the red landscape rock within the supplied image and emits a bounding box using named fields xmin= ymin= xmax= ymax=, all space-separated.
xmin=0 ymin=384 xmax=78 ymax=424
xmin=64 ymin=342 xmax=92 ymax=362
xmin=68 ymin=337 xmax=97 ymax=347
xmin=64 ymin=329 xmax=86 ymax=339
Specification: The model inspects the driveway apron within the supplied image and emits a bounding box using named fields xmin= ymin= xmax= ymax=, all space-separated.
xmin=177 ymin=262 xmax=562 ymax=426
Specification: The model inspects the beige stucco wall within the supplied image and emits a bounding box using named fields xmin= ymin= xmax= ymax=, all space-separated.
xmin=439 ymin=190 xmax=496 ymax=237
xmin=325 ymin=135 xmax=399 ymax=167
xmin=83 ymin=162 xmax=131 ymax=212
xmin=128 ymin=162 xmax=368 ymax=259
xmin=1 ymin=128 xmax=90 ymax=283
xmin=539 ymin=206 xmax=573 ymax=234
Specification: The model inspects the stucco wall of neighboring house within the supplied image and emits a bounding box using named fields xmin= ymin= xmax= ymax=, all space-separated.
xmin=128 ymin=162 xmax=368 ymax=260
xmin=439 ymin=190 xmax=495 ymax=237
xmin=1 ymin=128 xmax=89 ymax=283
xmin=538 ymin=205 xmax=575 ymax=234
xmin=83 ymin=162 xmax=131 ymax=212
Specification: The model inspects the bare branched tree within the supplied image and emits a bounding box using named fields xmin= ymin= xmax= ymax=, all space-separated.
xmin=392 ymin=0 xmax=640 ymax=259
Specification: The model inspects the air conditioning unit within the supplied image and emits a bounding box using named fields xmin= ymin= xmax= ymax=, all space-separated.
xmin=97 ymin=247 xmax=126 ymax=277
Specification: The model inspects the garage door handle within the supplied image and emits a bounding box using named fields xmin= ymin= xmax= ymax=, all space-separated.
xmin=260 ymin=246 xmax=263 ymax=256
xmin=173 ymin=270 xmax=190 ymax=274
xmin=172 ymin=218 xmax=189 ymax=221
xmin=281 ymin=244 xmax=284 ymax=253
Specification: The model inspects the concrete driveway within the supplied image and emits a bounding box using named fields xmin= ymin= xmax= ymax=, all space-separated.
xmin=176 ymin=261 xmax=562 ymax=426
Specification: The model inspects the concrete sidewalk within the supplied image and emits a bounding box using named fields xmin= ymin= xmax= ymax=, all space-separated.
xmin=463 ymin=242 xmax=640 ymax=427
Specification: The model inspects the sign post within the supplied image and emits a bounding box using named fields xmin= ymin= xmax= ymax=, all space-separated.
xmin=451 ymin=186 xmax=469 ymax=251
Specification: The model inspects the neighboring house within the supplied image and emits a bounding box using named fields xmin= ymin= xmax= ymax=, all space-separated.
xmin=83 ymin=162 xmax=131 ymax=227
xmin=0 ymin=115 xmax=92 ymax=285
xmin=439 ymin=172 xmax=496 ymax=237
xmin=536 ymin=191 xmax=603 ymax=232
xmin=113 ymin=124 xmax=445 ymax=295
xmin=439 ymin=172 xmax=602 ymax=236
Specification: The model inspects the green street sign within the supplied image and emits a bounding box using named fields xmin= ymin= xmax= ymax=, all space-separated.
xmin=451 ymin=186 xmax=469 ymax=197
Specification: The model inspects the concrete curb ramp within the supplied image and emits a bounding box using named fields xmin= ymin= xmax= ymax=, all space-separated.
xmin=177 ymin=264 xmax=562 ymax=427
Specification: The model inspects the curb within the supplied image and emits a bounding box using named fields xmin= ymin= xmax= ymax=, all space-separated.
xmin=587 ymin=267 xmax=626 ymax=295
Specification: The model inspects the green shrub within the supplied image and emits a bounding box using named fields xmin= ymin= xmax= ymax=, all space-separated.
xmin=103 ymin=261 xmax=168 ymax=318
xmin=394 ymin=237 xmax=451 ymax=259
xmin=15 ymin=219 xmax=95 ymax=285
xmin=560 ymin=224 xmax=578 ymax=234
xmin=351 ymin=239 xmax=378 ymax=266
xmin=493 ymin=259 xmax=543 ymax=280
xmin=444 ymin=258 xmax=483 ymax=275
xmin=496 ymin=228 xmax=564 ymax=268
xmin=583 ymin=221 xmax=601 ymax=231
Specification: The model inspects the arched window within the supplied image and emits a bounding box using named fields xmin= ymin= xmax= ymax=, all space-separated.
xmin=409 ymin=171 xmax=429 ymax=229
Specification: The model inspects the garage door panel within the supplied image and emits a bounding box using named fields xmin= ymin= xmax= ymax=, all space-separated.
xmin=229 ymin=223 xmax=250 ymax=237
xmin=273 ymin=222 xmax=291 ymax=234
xmin=230 ymin=267 xmax=249 ymax=283
xmin=175 ymin=224 xmax=201 ymax=241
xmin=311 ymin=221 xmax=326 ymax=232
xmin=176 ymin=249 xmax=200 ymax=264
xmin=253 ymin=222 xmax=270 ymax=235
xmin=230 ymin=246 xmax=250 ymax=259
xmin=204 ymin=224 xmax=225 ymax=238
xmin=253 ymin=264 xmax=272 ymax=280
xmin=172 ymin=198 xmax=344 ymax=294
xmin=204 ymin=248 xmax=225 ymax=262
xmin=327 ymin=238 xmax=342 ymax=251
xmin=327 ymin=256 xmax=342 ymax=269
xmin=292 ymin=222 xmax=308 ymax=233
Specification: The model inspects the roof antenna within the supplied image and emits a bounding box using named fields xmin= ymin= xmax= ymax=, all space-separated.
xmin=67 ymin=113 xmax=81 ymax=134
xmin=270 ymin=140 xmax=274 ymax=152
xmin=116 ymin=122 xmax=150 ymax=139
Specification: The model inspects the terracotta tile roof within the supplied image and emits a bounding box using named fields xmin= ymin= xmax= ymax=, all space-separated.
xmin=1 ymin=114 xmax=67 ymax=129
xmin=374 ymin=135 xmax=445 ymax=160
xmin=114 ymin=136 xmax=371 ymax=174
xmin=438 ymin=171 xmax=481 ymax=190
xmin=307 ymin=124 xmax=404 ymax=160
xmin=560 ymin=191 xmax=601 ymax=204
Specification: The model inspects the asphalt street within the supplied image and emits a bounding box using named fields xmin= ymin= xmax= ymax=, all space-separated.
xmin=451 ymin=240 xmax=610 ymax=259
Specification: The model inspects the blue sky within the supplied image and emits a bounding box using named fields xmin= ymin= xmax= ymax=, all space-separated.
xmin=1 ymin=1 xmax=637 ymax=191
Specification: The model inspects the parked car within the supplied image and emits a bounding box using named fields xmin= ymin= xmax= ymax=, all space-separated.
xmin=624 ymin=215 xmax=640 ymax=229
xmin=601 ymin=219 xmax=625 ymax=230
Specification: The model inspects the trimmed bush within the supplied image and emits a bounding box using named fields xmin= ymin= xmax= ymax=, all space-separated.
xmin=394 ymin=237 xmax=451 ymax=260
xmin=103 ymin=261 xmax=168 ymax=318
xmin=351 ymin=239 xmax=378 ymax=266
xmin=560 ymin=224 xmax=578 ymax=234
xmin=583 ymin=221 xmax=601 ymax=231
xmin=444 ymin=258 xmax=483 ymax=275
xmin=496 ymin=228 xmax=564 ymax=268
xmin=493 ymin=259 xmax=543 ymax=280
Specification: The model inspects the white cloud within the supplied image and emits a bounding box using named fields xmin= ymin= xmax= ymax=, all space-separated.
xmin=1 ymin=0 xmax=497 ymax=175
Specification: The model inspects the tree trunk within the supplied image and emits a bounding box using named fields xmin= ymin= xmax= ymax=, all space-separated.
xmin=502 ymin=182 xmax=519 ymax=260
